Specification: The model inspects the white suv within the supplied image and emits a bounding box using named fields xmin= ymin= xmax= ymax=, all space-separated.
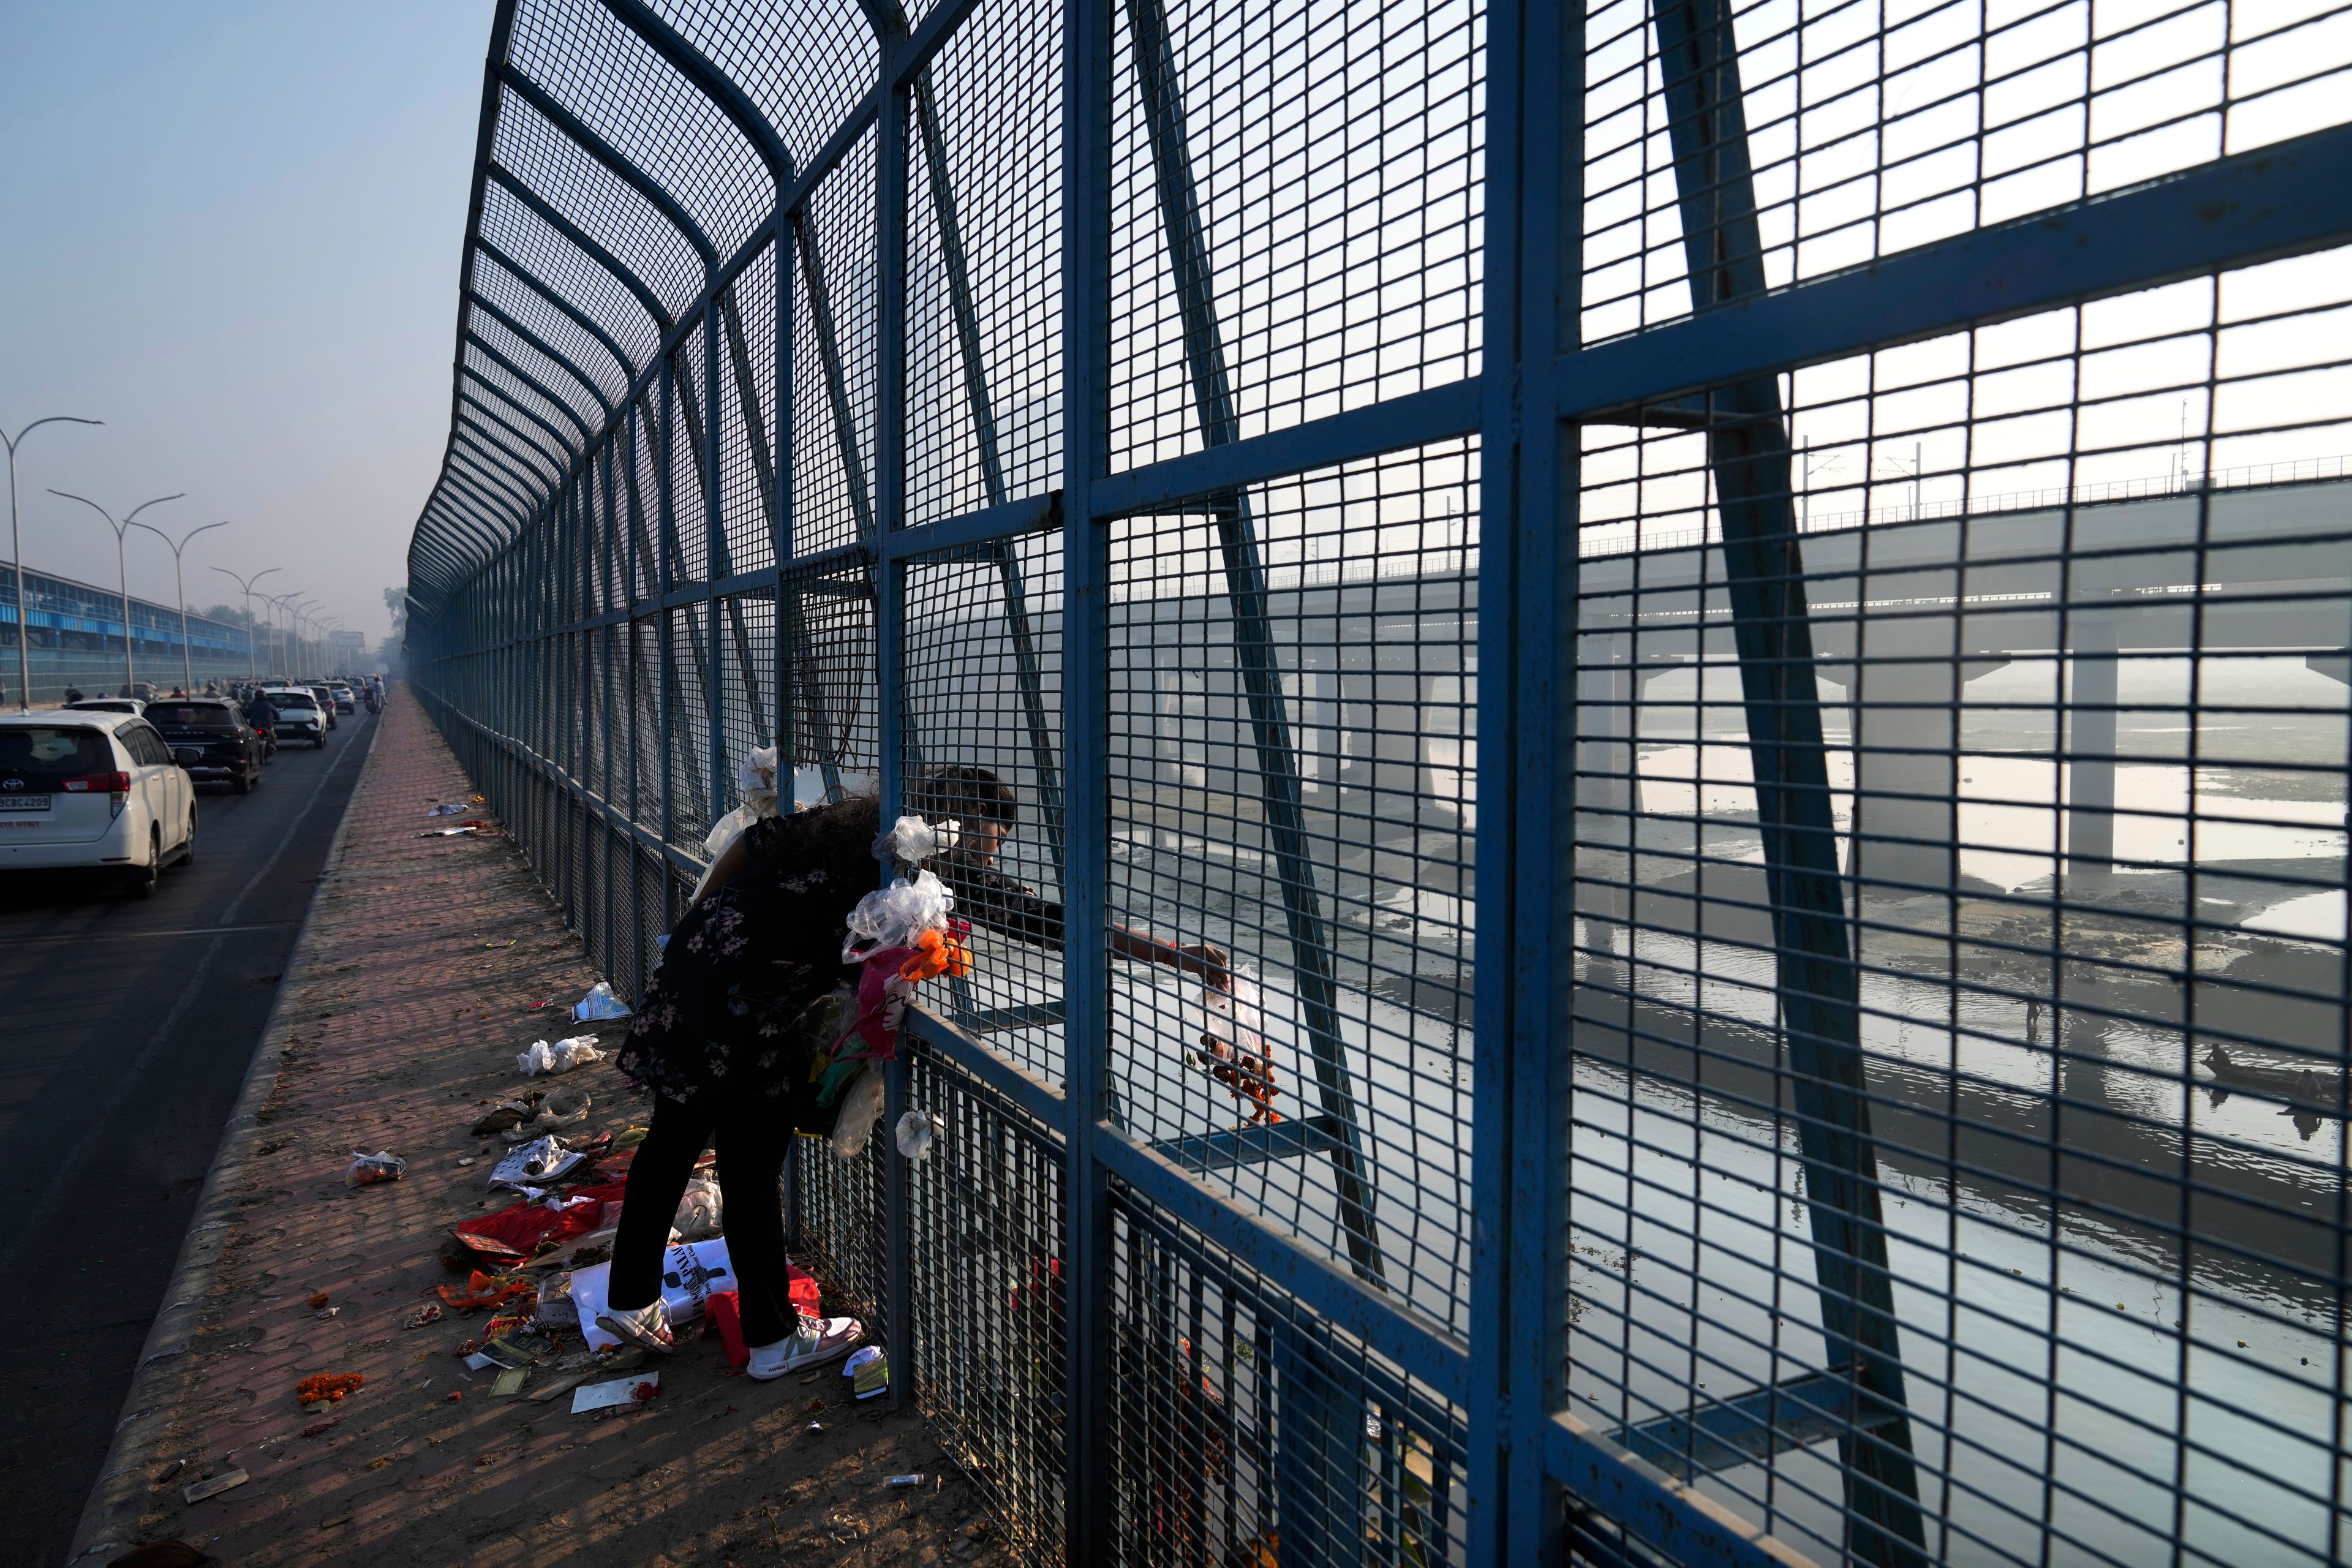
xmin=261 ymin=687 xmax=328 ymax=748
xmin=0 ymin=711 xmax=197 ymax=898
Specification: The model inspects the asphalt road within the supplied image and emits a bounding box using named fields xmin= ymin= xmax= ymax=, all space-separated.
xmin=0 ymin=705 xmax=376 ymax=1561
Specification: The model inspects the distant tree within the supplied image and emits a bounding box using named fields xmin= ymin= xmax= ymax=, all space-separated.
xmin=199 ymin=602 xmax=255 ymax=630
xmin=375 ymin=584 xmax=409 ymax=677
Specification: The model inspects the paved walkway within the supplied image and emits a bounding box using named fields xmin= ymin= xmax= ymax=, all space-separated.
xmin=72 ymin=687 xmax=990 ymax=1567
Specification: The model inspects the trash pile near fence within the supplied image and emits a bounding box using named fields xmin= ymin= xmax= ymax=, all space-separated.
xmin=80 ymin=688 xmax=1005 ymax=1568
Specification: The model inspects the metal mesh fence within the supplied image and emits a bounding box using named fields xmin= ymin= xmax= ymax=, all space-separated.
xmin=405 ymin=0 xmax=2352 ymax=1562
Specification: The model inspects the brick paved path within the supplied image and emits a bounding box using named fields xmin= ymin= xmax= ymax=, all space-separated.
xmin=74 ymin=687 xmax=995 ymax=1567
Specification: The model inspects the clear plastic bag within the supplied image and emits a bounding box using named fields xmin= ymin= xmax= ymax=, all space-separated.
xmin=345 ymin=1150 xmax=405 ymax=1188
xmin=673 ymin=1177 xmax=724 ymax=1242
xmin=872 ymin=813 xmax=940 ymax=864
xmin=516 ymin=1035 xmax=604 ymax=1076
xmin=894 ymin=1109 xmax=938 ymax=1161
xmin=842 ymin=870 xmax=955 ymax=958
xmin=571 ymin=981 xmax=632 ymax=1022
xmin=831 ymin=1065 xmax=888 ymax=1160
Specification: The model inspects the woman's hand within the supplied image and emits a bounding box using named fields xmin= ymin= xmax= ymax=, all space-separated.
xmin=1173 ymin=942 xmax=1231 ymax=992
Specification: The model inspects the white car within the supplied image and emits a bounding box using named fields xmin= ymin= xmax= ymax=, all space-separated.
xmin=0 ymin=710 xmax=198 ymax=898
xmin=260 ymin=687 xmax=328 ymax=748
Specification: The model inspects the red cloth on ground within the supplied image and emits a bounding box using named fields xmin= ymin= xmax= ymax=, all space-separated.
xmin=450 ymin=1177 xmax=630 ymax=1257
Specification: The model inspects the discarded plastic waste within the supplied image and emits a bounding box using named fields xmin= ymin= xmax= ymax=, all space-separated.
xmin=535 ymin=1084 xmax=592 ymax=1128
xmin=673 ymin=1176 xmax=723 ymax=1242
xmin=517 ymin=1035 xmax=604 ymax=1077
xmin=888 ymin=1474 xmax=927 ymax=1488
xmin=345 ymin=1150 xmax=405 ymax=1188
xmin=873 ymin=812 xmax=942 ymax=865
xmin=894 ymin=1109 xmax=937 ymax=1161
xmin=831 ymin=1066 xmax=887 ymax=1160
xmin=183 ymin=1469 xmax=251 ymax=1504
xmin=571 ymin=1370 xmax=659 ymax=1414
xmin=489 ymin=1134 xmax=586 ymax=1188
xmin=491 ymin=1367 xmax=529 ymax=1396
xmin=568 ymin=1238 xmax=736 ymax=1350
xmin=844 ymin=1344 xmax=889 ymax=1400
xmin=571 ymin=981 xmax=632 ymax=1022
xmin=426 ymin=802 xmax=467 ymax=817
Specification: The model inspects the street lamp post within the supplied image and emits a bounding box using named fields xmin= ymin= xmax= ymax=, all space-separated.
xmin=129 ymin=519 xmax=227 ymax=694
xmin=50 ymin=489 xmax=184 ymax=698
xmin=263 ymin=592 xmax=302 ymax=680
xmin=3 ymin=415 xmax=103 ymax=710
xmin=209 ymin=565 xmax=279 ymax=687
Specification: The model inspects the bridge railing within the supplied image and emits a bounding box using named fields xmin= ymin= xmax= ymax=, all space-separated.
xmin=404 ymin=1 xmax=2352 ymax=1563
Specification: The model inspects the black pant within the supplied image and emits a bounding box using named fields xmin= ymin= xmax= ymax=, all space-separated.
xmin=607 ymin=1093 xmax=799 ymax=1346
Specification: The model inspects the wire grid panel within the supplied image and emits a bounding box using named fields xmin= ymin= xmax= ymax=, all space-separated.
xmin=1105 ymin=1179 xmax=1469 ymax=1568
xmin=901 ymin=528 xmax=1069 ymax=1083
xmin=794 ymin=1129 xmax=894 ymax=1356
xmin=1106 ymin=440 xmax=1480 ymax=1334
xmin=905 ymin=1044 xmax=1071 ymax=1564
xmin=791 ymin=130 xmax=884 ymax=557
xmin=782 ymin=559 xmax=881 ymax=793
xmin=1566 ymin=248 xmax=2352 ymax=1564
xmin=1107 ymin=0 xmax=1486 ymax=474
xmin=1577 ymin=0 xmax=2352 ymax=346
xmin=665 ymin=603 xmax=717 ymax=846
xmin=904 ymin=0 xmax=1066 ymax=527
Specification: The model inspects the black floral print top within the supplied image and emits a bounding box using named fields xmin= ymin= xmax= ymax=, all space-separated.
xmin=616 ymin=806 xmax=1066 ymax=1107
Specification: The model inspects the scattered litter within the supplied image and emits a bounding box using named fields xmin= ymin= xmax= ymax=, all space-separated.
xmin=151 ymin=1457 xmax=186 ymax=1484
xmin=300 ymin=1419 xmax=339 ymax=1438
xmin=295 ymin=1373 xmax=364 ymax=1405
xmin=894 ymin=1109 xmax=938 ymax=1161
xmin=673 ymin=1176 xmax=723 ymax=1242
xmin=888 ymin=1474 xmax=927 ymax=1488
xmin=306 ymin=1292 xmax=330 ymax=1310
xmin=611 ymin=1125 xmax=649 ymax=1151
xmin=571 ymin=981 xmax=632 ymax=1022
xmin=568 ymin=1238 xmax=739 ymax=1350
xmin=516 ymin=1036 xmax=604 ymax=1077
xmin=405 ymin=1303 xmax=443 ymax=1330
xmin=526 ymin=997 xmax=556 ymax=1011
xmin=444 ymin=1390 xmax=464 ymax=1403
xmin=845 ymin=1344 xmax=889 ymax=1400
xmin=571 ymin=1371 xmax=659 ymax=1414
xmin=468 ymin=1095 xmax=541 ymax=1137
xmin=456 ymin=1157 xmax=475 ymax=1167
xmin=439 ymin=1269 xmax=535 ymax=1313
xmin=344 ymin=1150 xmax=405 ymax=1188
xmin=535 ymin=1084 xmax=593 ymax=1128
xmin=488 ymin=1134 xmax=587 ymax=1189
xmin=427 ymin=802 xmax=467 ymax=817
xmin=807 ymin=1421 xmax=826 ymax=1433
xmin=492 ymin=1367 xmax=529 ymax=1396
xmin=483 ymin=940 xmax=516 ymax=950
xmin=419 ymin=825 xmax=482 ymax=838
xmin=183 ymin=1469 xmax=251 ymax=1504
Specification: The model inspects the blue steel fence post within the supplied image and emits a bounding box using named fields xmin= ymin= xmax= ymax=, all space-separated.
xmin=1465 ymin=0 xmax=1568 ymax=1557
xmin=657 ymin=364 xmax=680 ymax=927
xmin=703 ymin=294 xmax=729 ymax=833
xmin=875 ymin=12 xmax=914 ymax=1411
xmin=1061 ymin=0 xmax=1114 ymax=1553
xmin=1644 ymin=0 xmax=1927 ymax=1559
xmin=601 ymin=439 xmax=620 ymax=986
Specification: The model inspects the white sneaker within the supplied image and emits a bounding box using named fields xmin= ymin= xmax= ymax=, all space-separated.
xmin=746 ymin=1313 xmax=864 ymax=1380
xmin=595 ymin=1298 xmax=676 ymax=1354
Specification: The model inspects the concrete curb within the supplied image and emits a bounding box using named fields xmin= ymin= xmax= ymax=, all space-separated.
xmin=65 ymin=706 xmax=388 ymax=1567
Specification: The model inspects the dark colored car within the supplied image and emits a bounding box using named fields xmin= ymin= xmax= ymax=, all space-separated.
xmin=145 ymin=699 xmax=265 ymax=794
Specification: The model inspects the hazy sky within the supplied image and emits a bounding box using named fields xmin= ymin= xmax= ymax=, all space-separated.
xmin=0 ymin=1 xmax=489 ymax=645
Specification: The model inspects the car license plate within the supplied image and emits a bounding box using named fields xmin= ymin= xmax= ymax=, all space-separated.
xmin=0 ymin=795 xmax=53 ymax=812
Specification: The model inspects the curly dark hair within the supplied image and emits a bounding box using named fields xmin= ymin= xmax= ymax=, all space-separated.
xmin=907 ymin=764 xmax=1019 ymax=829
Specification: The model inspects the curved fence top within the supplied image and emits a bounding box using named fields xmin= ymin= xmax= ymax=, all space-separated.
xmin=407 ymin=2 xmax=2352 ymax=1566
